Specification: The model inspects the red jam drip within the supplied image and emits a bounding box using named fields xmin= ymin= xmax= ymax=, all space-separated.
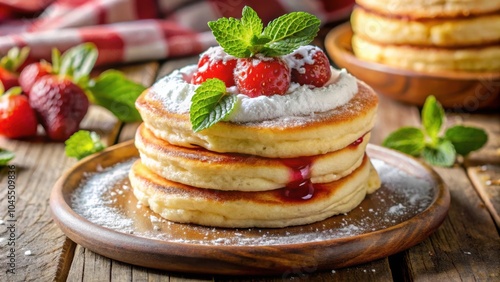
xmin=280 ymin=156 xmax=315 ymax=200
xmin=350 ymin=136 xmax=364 ymax=147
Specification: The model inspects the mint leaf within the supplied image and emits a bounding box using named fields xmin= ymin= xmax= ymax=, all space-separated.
xmin=261 ymin=12 xmax=320 ymax=56
xmin=421 ymin=95 xmax=444 ymax=141
xmin=208 ymin=17 xmax=255 ymax=58
xmin=0 ymin=148 xmax=14 ymax=166
xmin=190 ymin=79 xmax=237 ymax=132
xmin=241 ymin=6 xmax=263 ymax=38
xmin=382 ymin=127 xmax=425 ymax=156
xmin=88 ymin=70 xmax=145 ymax=122
xmin=65 ymin=130 xmax=105 ymax=160
xmin=208 ymin=6 xmax=320 ymax=57
xmin=445 ymin=125 xmax=488 ymax=156
xmin=59 ymin=43 xmax=98 ymax=85
xmin=422 ymin=139 xmax=456 ymax=167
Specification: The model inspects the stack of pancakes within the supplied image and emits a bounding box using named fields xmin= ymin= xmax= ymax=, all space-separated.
xmin=129 ymin=70 xmax=381 ymax=228
xmin=351 ymin=0 xmax=500 ymax=72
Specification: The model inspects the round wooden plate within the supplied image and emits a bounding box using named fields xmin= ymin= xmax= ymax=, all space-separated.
xmin=324 ymin=23 xmax=500 ymax=111
xmin=50 ymin=141 xmax=450 ymax=276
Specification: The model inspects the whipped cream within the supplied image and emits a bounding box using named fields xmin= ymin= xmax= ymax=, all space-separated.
xmin=149 ymin=64 xmax=359 ymax=123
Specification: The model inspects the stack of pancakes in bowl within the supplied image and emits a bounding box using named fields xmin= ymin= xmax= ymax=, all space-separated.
xmin=129 ymin=7 xmax=381 ymax=228
xmin=350 ymin=0 xmax=500 ymax=72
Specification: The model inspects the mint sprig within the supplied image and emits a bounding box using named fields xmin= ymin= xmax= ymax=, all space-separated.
xmin=65 ymin=130 xmax=105 ymax=160
xmin=383 ymin=95 xmax=488 ymax=167
xmin=208 ymin=6 xmax=320 ymax=58
xmin=88 ymin=70 xmax=144 ymax=122
xmin=190 ymin=79 xmax=237 ymax=132
xmin=0 ymin=148 xmax=15 ymax=166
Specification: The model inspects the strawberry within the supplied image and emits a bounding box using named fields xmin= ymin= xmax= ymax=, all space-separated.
xmin=191 ymin=47 xmax=237 ymax=87
xmin=234 ymin=56 xmax=290 ymax=97
xmin=0 ymin=69 xmax=19 ymax=91
xmin=19 ymin=61 xmax=53 ymax=95
xmin=0 ymin=86 xmax=38 ymax=139
xmin=0 ymin=47 xmax=30 ymax=91
xmin=29 ymin=76 xmax=89 ymax=141
xmin=286 ymin=46 xmax=331 ymax=87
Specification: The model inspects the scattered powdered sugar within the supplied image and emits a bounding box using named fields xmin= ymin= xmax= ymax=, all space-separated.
xmin=71 ymin=160 xmax=136 ymax=234
xmin=69 ymin=157 xmax=436 ymax=247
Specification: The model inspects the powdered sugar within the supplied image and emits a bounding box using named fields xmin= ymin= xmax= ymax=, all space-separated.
xmin=69 ymin=157 xmax=437 ymax=246
xmin=149 ymin=65 xmax=357 ymax=123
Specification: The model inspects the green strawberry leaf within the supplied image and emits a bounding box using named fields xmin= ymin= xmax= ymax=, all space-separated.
xmin=382 ymin=127 xmax=425 ymax=156
xmin=421 ymin=95 xmax=444 ymax=142
xmin=0 ymin=47 xmax=30 ymax=72
xmin=65 ymin=130 xmax=105 ymax=160
xmin=51 ymin=48 xmax=62 ymax=74
xmin=208 ymin=6 xmax=320 ymax=57
xmin=0 ymin=148 xmax=15 ymax=166
xmin=422 ymin=139 xmax=456 ymax=167
xmin=59 ymin=43 xmax=98 ymax=85
xmin=88 ymin=70 xmax=145 ymax=122
xmin=190 ymin=78 xmax=237 ymax=132
xmin=445 ymin=125 xmax=488 ymax=156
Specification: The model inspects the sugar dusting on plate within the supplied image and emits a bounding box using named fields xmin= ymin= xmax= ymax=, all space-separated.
xmin=71 ymin=158 xmax=435 ymax=246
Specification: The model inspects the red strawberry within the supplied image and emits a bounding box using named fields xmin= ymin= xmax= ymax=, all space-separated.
xmin=0 ymin=69 xmax=19 ymax=91
xmin=234 ymin=56 xmax=290 ymax=97
xmin=0 ymin=87 xmax=38 ymax=139
xmin=19 ymin=61 xmax=52 ymax=95
xmin=191 ymin=47 xmax=237 ymax=87
xmin=286 ymin=46 xmax=331 ymax=87
xmin=29 ymin=76 xmax=89 ymax=141
xmin=0 ymin=47 xmax=30 ymax=91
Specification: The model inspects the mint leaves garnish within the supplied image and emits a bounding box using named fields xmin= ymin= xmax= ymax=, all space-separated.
xmin=189 ymin=6 xmax=320 ymax=131
xmin=190 ymin=79 xmax=237 ymax=132
xmin=88 ymin=70 xmax=144 ymax=122
xmin=0 ymin=148 xmax=15 ymax=166
xmin=383 ymin=96 xmax=488 ymax=167
xmin=65 ymin=130 xmax=105 ymax=160
xmin=208 ymin=6 xmax=320 ymax=58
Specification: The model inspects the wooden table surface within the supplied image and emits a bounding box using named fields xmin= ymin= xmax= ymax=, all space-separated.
xmin=1 ymin=53 xmax=499 ymax=282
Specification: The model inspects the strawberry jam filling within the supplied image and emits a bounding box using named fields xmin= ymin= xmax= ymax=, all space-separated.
xmin=281 ymin=134 xmax=366 ymax=200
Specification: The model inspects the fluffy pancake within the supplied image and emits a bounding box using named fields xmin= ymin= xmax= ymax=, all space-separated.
xmin=129 ymin=155 xmax=381 ymax=228
xmin=136 ymin=81 xmax=378 ymax=158
xmin=356 ymin=0 xmax=500 ymax=18
xmin=136 ymin=123 xmax=371 ymax=191
xmin=352 ymin=35 xmax=500 ymax=72
xmin=351 ymin=7 xmax=500 ymax=47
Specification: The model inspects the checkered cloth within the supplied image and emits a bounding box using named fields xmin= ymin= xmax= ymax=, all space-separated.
xmin=0 ymin=0 xmax=353 ymax=67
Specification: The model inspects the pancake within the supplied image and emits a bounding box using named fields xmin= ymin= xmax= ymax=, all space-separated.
xmin=351 ymin=7 xmax=500 ymax=47
xmin=129 ymin=155 xmax=381 ymax=228
xmin=136 ymin=80 xmax=378 ymax=158
xmin=355 ymin=0 xmax=500 ymax=19
xmin=136 ymin=123 xmax=371 ymax=191
xmin=352 ymin=34 xmax=500 ymax=72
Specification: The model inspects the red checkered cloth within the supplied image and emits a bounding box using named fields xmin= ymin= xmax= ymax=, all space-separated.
xmin=0 ymin=0 xmax=354 ymax=67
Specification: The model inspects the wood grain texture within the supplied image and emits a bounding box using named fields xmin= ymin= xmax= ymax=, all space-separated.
xmin=0 ymin=106 xmax=120 ymax=282
xmin=367 ymin=90 xmax=500 ymax=281
xmin=2 ymin=42 xmax=499 ymax=282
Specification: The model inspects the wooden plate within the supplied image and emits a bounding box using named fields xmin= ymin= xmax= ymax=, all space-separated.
xmin=50 ymin=141 xmax=450 ymax=276
xmin=324 ymin=23 xmax=500 ymax=111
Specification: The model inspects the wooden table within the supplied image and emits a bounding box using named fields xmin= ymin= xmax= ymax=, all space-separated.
xmin=1 ymin=55 xmax=499 ymax=281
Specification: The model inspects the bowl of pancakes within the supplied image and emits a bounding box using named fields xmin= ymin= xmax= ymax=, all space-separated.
xmin=325 ymin=0 xmax=500 ymax=111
